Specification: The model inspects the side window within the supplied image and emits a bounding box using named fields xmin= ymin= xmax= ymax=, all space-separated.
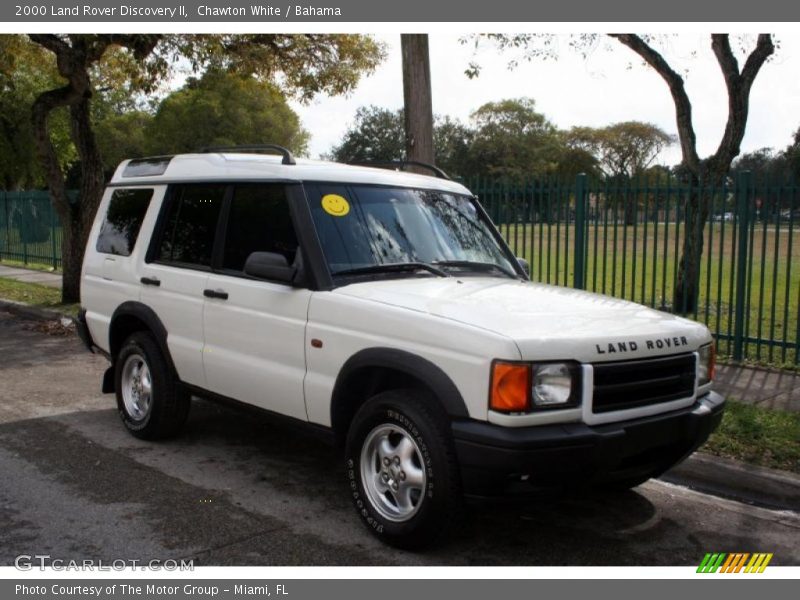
xmin=96 ymin=188 xmax=153 ymax=256
xmin=157 ymin=184 xmax=225 ymax=267
xmin=222 ymin=184 xmax=298 ymax=273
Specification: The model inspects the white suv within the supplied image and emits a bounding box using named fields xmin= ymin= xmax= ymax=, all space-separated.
xmin=77 ymin=146 xmax=724 ymax=549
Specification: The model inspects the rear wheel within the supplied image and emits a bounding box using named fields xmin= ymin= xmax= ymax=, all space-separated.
xmin=115 ymin=332 xmax=190 ymax=440
xmin=345 ymin=389 xmax=462 ymax=549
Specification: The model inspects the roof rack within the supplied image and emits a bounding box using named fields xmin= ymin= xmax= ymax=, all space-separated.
xmin=348 ymin=160 xmax=451 ymax=180
xmin=199 ymin=144 xmax=296 ymax=166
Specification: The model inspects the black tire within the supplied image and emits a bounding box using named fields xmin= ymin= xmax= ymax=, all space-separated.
xmin=345 ymin=389 xmax=462 ymax=550
xmin=114 ymin=332 xmax=190 ymax=440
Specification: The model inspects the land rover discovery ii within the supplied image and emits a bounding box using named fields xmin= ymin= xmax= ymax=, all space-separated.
xmin=77 ymin=146 xmax=724 ymax=548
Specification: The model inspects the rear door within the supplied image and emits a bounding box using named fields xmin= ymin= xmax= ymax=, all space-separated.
xmin=201 ymin=183 xmax=312 ymax=420
xmin=139 ymin=183 xmax=226 ymax=388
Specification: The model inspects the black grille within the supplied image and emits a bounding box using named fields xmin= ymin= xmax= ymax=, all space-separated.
xmin=592 ymin=354 xmax=696 ymax=414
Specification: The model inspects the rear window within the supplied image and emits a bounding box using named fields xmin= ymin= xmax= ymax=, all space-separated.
xmin=96 ymin=188 xmax=154 ymax=256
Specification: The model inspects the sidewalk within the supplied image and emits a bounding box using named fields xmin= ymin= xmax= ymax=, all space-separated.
xmin=0 ymin=263 xmax=62 ymax=288
xmin=0 ymin=262 xmax=798 ymax=411
xmin=715 ymin=364 xmax=800 ymax=412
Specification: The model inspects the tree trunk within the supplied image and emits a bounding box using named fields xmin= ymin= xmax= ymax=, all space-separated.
xmin=672 ymin=185 xmax=708 ymax=314
xmin=672 ymin=171 xmax=723 ymax=314
xmin=31 ymin=88 xmax=100 ymax=304
xmin=28 ymin=36 xmax=110 ymax=304
xmin=62 ymin=97 xmax=106 ymax=304
xmin=31 ymin=85 xmax=75 ymax=301
xmin=401 ymin=34 xmax=435 ymax=172
xmin=60 ymin=210 xmax=83 ymax=303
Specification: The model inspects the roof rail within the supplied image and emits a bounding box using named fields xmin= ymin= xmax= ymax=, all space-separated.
xmin=199 ymin=144 xmax=296 ymax=165
xmin=348 ymin=160 xmax=451 ymax=180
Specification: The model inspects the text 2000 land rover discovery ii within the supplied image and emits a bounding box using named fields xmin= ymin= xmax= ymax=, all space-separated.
xmin=77 ymin=147 xmax=723 ymax=549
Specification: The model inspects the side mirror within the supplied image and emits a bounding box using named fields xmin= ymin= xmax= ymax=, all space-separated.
xmin=244 ymin=251 xmax=296 ymax=284
xmin=517 ymin=257 xmax=530 ymax=277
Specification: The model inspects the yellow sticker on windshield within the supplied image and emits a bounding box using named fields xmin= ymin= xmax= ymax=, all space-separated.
xmin=321 ymin=194 xmax=350 ymax=217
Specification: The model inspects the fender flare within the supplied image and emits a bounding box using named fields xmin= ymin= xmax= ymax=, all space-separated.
xmin=331 ymin=347 xmax=470 ymax=428
xmin=109 ymin=301 xmax=177 ymax=375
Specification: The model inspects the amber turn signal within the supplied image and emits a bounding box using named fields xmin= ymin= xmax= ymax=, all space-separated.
xmin=490 ymin=362 xmax=530 ymax=412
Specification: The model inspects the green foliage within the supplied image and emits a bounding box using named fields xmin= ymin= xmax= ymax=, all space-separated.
xmin=784 ymin=128 xmax=800 ymax=178
xmin=704 ymin=399 xmax=800 ymax=473
xmin=331 ymin=99 xmax=598 ymax=181
xmin=168 ymin=34 xmax=386 ymax=102
xmin=146 ymin=69 xmax=308 ymax=156
xmin=0 ymin=36 xmax=75 ymax=190
xmin=0 ymin=34 xmax=384 ymax=189
xmin=466 ymin=98 xmax=573 ymax=179
xmin=0 ymin=276 xmax=79 ymax=317
xmin=329 ymin=106 xmax=472 ymax=178
xmin=95 ymin=110 xmax=154 ymax=176
xmin=732 ymin=129 xmax=800 ymax=182
xmin=567 ymin=121 xmax=675 ymax=178
xmin=329 ymin=106 xmax=405 ymax=163
xmin=432 ymin=115 xmax=473 ymax=178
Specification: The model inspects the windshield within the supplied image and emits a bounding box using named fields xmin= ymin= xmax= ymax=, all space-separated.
xmin=305 ymin=183 xmax=517 ymax=278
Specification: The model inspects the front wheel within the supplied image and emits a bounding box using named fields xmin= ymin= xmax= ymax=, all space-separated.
xmin=345 ymin=390 xmax=462 ymax=549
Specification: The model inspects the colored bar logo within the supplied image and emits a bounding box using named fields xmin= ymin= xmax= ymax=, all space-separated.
xmin=697 ymin=553 xmax=773 ymax=573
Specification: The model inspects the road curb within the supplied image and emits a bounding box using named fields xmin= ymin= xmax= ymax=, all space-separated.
xmin=0 ymin=298 xmax=74 ymax=323
xmin=660 ymin=451 xmax=800 ymax=512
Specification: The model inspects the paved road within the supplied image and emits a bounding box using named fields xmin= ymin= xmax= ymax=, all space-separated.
xmin=0 ymin=311 xmax=798 ymax=566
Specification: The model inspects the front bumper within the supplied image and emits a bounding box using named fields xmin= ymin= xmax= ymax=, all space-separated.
xmin=452 ymin=391 xmax=725 ymax=496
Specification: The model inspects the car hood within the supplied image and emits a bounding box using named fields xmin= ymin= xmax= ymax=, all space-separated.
xmin=333 ymin=277 xmax=711 ymax=362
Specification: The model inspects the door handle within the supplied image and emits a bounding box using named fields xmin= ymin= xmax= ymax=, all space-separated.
xmin=203 ymin=288 xmax=229 ymax=300
xmin=140 ymin=277 xmax=161 ymax=287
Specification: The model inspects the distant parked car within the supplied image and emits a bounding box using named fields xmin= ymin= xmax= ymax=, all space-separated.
xmin=712 ymin=212 xmax=734 ymax=222
xmin=779 ymin=209 xmax=800 ymax=222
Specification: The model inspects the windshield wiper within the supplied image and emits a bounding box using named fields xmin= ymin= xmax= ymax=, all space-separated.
xmin=332 ymin=262 xmax=450 ymax=278
xmin=432 ymin=260 xmax=519 ymax=279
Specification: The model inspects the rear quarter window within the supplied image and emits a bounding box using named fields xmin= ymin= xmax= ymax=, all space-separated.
xmin=96 ymin=188 xmax=154 ymax=256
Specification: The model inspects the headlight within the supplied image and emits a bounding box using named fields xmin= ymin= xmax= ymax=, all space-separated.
xmin=489 ymin=361 xmax=581 ymax=413
xmin=532 ymin=362 xmax=581 ymax=408
xmin=698 ymin=343 xmax=715 ymax=386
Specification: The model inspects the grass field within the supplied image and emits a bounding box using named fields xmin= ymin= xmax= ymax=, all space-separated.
xmin=0 ymin=277 xmax=77 ymax=317
xmin=497 ymin=221 xmax=800 ymax=367
xmin=704 ymin=399 xmax=800 ymax=473
xmin=0 ymin=257 xmax=61 ymax=272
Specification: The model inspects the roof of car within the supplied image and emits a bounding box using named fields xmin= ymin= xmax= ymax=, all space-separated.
xmin=109 ymin=152 xmax=472 ymax=195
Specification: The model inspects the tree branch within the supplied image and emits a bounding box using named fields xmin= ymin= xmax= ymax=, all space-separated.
xmin=711 ymin=34 xmax=775 ymax=174
xmin=711 ymin=34 xmax=739 ymax=88
xmin=27 ymin=34 xmax=69 ymax=55
xmin=31 ymin=85 xmax=78 ymax=221
xmin=741 ymin=34 xmax=776 ymax=86
xmin=105 ymin=34 xmax=162 ymax=60
xmin=610 ymin=34 xmax=701 ymax=175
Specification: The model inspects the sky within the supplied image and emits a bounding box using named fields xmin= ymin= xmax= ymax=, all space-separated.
xmin=289 ymin=33 xmax=800 ymax=165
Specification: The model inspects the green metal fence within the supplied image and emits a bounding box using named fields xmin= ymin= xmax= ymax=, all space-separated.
xmin=3 ymin=178 xmax=799 ymax=366
xmin=468 ymin=172 xmax=800 ymax=366
xmin=0 ymin=190 xmax=63 ymax=269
